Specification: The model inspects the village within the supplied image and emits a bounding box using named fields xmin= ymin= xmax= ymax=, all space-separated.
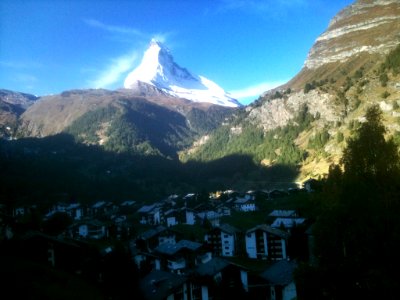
xmin=0 ymin=179 xmax=318 ymax=300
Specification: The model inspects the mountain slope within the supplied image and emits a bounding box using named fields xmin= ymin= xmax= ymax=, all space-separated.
xmin=124 ymin=39 xmax=241 ymax=108
xmin=0 ymin=89 xmax=38 ymax=137
xmin=18 ymin=89 xmax=237 ymax=158
xmin=184 ymin=0 xmax=400 ymax=184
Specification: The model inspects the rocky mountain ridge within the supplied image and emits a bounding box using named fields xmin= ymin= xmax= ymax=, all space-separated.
xmin=124 ymin=39 xmax=241 ymax=107
xmin=186 ymin=0 xmax=400 ymax=182
xmin=305 ymin=0 xmax=400 ymax=69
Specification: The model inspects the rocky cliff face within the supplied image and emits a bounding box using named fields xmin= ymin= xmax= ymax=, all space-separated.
xmin=189 ymin=0 xmax=400 ymax=181
xmin=246 ymin=90 xmax=338 ymax=132
xmin=305 ymin=0 xmax=400 ymax=69
xmin=247 ymin=0 xmax=400 ymax=132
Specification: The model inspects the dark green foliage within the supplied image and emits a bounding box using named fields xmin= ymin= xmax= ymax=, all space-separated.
xmin=353 ymin=67 xmax=364 ymax=80
xmin=381 ymin=44 xmax=400 ymax=75
xmin=186 ymin=106 xmax=312 ymax=166
xmin=304 ymin=83 xmax=313 ymax=94
xmin=66 ymin=106 xmax=117 ymax=144
xmin=271 ymin=91 xmax=283 ymax=99
xmin=336 ymin=131 xmax=344 ymax=143
xmin=0 ymin=133 xmax=300 ymax=203
xmin=342 ymin=105 xmax=399 ymax=179
xmin=381 ymin=90 xmax=390 ymax=99
xmin=308 ymin=129 xmax=330 ymax=150
xmin=379 ymin=73 xmax=389 ymax=87
xmin=304 ymin=79 xmax=329 ymax=94
xmin=65 ymin=99 xmax=195 ymax=158
xmin=296 ymin=105 xmax=400 ymax=299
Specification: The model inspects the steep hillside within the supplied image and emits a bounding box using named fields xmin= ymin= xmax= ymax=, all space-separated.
xmin=0 ymin=89 xmax=38 ymax=137
xmin=18 ymin=89 xmax=236 ymax=158
xmin=183 ymin=0 xmax=400 ymax=184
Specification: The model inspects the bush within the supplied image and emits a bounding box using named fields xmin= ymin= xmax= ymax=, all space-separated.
xmin=382 ymin=91 xmax=391 ymax=99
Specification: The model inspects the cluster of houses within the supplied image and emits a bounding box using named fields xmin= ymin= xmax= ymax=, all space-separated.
xmin=0 ymin=186 xmax=315 ymax=300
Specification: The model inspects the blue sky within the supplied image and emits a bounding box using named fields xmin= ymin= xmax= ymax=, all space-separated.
xmin=0 ymin=0 xmax=354 ymax=105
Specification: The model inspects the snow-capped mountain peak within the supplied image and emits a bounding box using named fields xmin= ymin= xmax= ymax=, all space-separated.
xmin=124 ymin=40 xmax=241 ymax=107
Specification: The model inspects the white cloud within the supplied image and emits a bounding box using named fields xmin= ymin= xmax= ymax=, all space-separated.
xmin=84 ymin=19 xmax=145 ymax=37
xmin=88 ymin=51 xmax=139 ymax=89
xmin=229 ymin=80 xmax=287 ymax=103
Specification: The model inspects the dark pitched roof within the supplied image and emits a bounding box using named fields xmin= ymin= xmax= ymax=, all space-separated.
xmin=218 ymin=223 xmax=240 ymax=235
xmin=259 ymin=259 xmax=297 ymax=286
xmin=268 ymin=210 xmax=297 ymax=217
xmin=139 ymin=226 xmax=167 ymax=240
xmin=140 ymin=270 xmax=187 ymax=300
xmin=155 ymin=239 xmax=202 ymax=256
xmin=195 ymin=257 xmax=231 ymax=277
xmin=246 ymin=224 xmax=289 ymax=239
xmin=195 ymin=257 xmax=248 ymax=277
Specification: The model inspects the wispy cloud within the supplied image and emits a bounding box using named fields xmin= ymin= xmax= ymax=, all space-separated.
xmin=84 ymin=18 xmax=145 ymax=37
xmin=88 ymin=51 xmax=139 ymax=89
xmin=84 ymin=18 xmax=174 ymax=44
xmin=229 ymin=80 xmax=287 ymax=101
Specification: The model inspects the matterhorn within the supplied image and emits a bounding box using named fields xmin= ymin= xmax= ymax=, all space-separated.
xmin=124 ymin=39 xmax=241 ymax=107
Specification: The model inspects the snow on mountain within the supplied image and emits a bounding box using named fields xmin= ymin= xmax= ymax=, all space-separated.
xmin=124 ymin=39 xmax=241 ymax=107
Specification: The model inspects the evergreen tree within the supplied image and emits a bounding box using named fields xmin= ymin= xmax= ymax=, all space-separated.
xmin=296 ymin=105 xmax=400 ymax=299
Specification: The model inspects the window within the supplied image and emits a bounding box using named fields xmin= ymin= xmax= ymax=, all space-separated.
xmin=223 ymin=234 xmax=229 ymax=238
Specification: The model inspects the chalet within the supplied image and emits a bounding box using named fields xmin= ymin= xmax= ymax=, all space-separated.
xmin=245 ymin=224 xmax=289 ymax=260
xmin=90 ymin=201 xmax=117 ymax=217
xmin=204 ymin=224 xmax=241 ymax=257
xmin=70 ymin=219 xmax=107 ymax=239
xmin=119 ymin=200 xmax=136 ymax=214
xmin=192 ymin=257 xmax=249 ymax=300
xmin=268 ymin=210 xmax=298 ymax=218
xmin=233 ymin=194 xmax=256 ymax=212
xmin=197 ymin=210 xmax=221 ymax=227
xmin=164 ymin=209 xmax=179 ymax=227
xmin=154 ymin=239 xmax=206 ymax=274
xmin=270 ymin=218 xmax=306 ymax=229
xmin=180 ymin=207 xmax=196 ymax=225
xmin=136 ymin=226 xmax=176 ymax=252
xmin=137 ymin=203 xmax=163 ymax=225
xmin=140 ymin=270 xmax=190 ymax=300
xmin=258 ymin=259 xmax=298 ymax=300
xmin=46 ymin=202 xmax=85 ymax=221
xmin=216 ymin=205 xmax=231 ymax=216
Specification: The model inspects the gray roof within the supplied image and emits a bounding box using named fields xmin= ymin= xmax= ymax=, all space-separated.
xmin=155 ymin=239 xmax=202 ymax=256
xmin=139 ymin=226 xmax=167 ymax=240
xmin=218 ymin=223 xmax=240 ymax=235
xmin=246 ymin=224 xmax=289 ymax=239
xmin=137 ymin=204 xmax=157 ymax=213
xmin=260 ymin=259 xmax=297 ymax=286
xmin=195 ymin=257 xmax=230 ymax=277
xmin=268 ymin=210 xmax=297 ymax=217
xmin=271 ymin=218 xmax=306 ymax=229
xmin=92 ymin=201 xmax=106 ymax=208
xmin=140 ymin=270 xmax=187 ymax=300
xmin=120 ymin=200 xmax=135 ymax=206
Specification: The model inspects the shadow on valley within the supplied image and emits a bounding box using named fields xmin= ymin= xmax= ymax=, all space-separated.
xmin=0 ymin=133 xmax=299 ymax=206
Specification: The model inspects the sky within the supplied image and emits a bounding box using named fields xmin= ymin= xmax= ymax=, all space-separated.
xmin=0 ymin=0 xmax=354 ymax=105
